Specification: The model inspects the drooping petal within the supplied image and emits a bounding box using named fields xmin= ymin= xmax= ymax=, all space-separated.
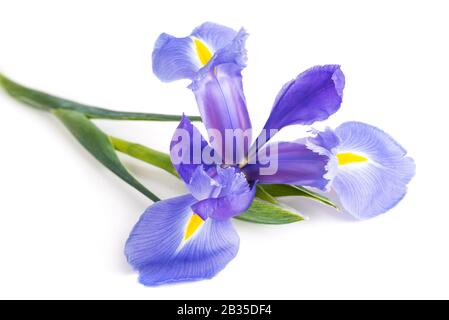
xmin=125 ymin=194 xmax=240 ymax=286
xmin=191 ymin=27 xmax=249 ymax=84
xmin=192 ymin=22 xmax=238 ymax=52
xmin=309 ymin=122 xmax=416 ymax=219
xmin=152 ymin=33 xmax=200 ymax=82
xmin=243 ymin=141 xmax=330 ymax=190
xmin=254 ymin=65 xmax=345 ymax=150
xmin=170 ymin=115 xmax=217 ymax=184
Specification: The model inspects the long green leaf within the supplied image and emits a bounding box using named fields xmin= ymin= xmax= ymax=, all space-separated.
xmin=0 ymin=73 xmax=201 ymax=122
xmin=53 ymin=109 xmax=160 ymax=202
xmin=236 ymin=199 xmax=303 ymax=224
xmin=255 ymin=185 xmax=278 ymax=204
xmin=261 ymin=184 xmax=338 ymax=209
xmin=110 ymin=136 xmax=178 ymax=177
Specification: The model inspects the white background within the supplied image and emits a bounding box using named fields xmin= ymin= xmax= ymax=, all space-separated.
xmin=0 ymin=0 xmax=448 ymax=299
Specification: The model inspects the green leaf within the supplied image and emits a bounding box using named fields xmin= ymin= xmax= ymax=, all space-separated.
xmin=261 ymin=184 xmax=338 ymax=209
xmin=109 ymin=136 xmax=178 ymax=177
xmin=53 ymin=109 xmax=160 ymax=202
xmin=0 ymin=73 xmax=201 ymax=122
xmin=255 ymin=185 xmax=278 ymax=204
xmin=235 ymin=199 xmax=304 ymax=224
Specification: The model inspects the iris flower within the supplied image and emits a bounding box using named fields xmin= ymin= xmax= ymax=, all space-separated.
xmin=125 ymin=115 xmax=256 ymax=285
xmin=125 ymin=22 xmax=414 ymax=285
xmin=306 ymin=123 xmax=416 ymax=219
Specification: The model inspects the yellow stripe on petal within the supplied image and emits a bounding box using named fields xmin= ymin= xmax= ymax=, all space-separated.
xmin=337 ymin=152 xmax=369 ymax=166
xmin=184 ymin=214 xmax=204 ymax=241
xmin=193 ymin=38 xmax=213 ymax=66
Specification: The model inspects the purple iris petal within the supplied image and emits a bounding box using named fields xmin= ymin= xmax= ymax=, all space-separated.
xmin=191 ymin=22 xmax=238 ymax=52
xmin=152 ymin=34 xmax=199 ymax=82
xmin=170 ymin=116 xmax=256 ymax=220
xmin=152 ymin=23 xmax=252 ymax=164
xmin=215 ymin=166 xmax=250 ymax=195
xmin=192 ymin=63 xmax=251 ymax=163
xmin=191 ymin=167 xmax=256 ymax=220
xmin=308 ymin=127 xmax=340 ymax=153
xmin=266 ymin=65 xmax=344 ymax=129
xmin=309 ymin=122 xmax=416 ymax=219
xmin=191 ymin=187 xmax=256 ymax=221
xmin=254 ymin=65 xmax=345 ymax=150
xmin=186 ymin=166 xmax=221 ymax=202
xmin=125 ymin=195 xmax=239 ymax=286
xmin=170 ymin=115 xmax=215 ymax=184
xmin=243 ymin=141 xmax=330 ymax=190
xmin=190 ymin=30 xmax=252 ymax=163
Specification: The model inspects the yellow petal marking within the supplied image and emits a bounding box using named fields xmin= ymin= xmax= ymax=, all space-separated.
xmin=337 ymin=152 xmax=369 ymax=166
xmin=184 ymin=214 xmax=204 ymax=241
xmin=193 ymin=38 xmax=213 ymax=66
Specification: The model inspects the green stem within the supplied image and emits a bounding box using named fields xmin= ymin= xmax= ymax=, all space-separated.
xmin=109 ymin=136 xmax=179 ymax=178
xmin=0 ymin=73 xmax=202 ymax=122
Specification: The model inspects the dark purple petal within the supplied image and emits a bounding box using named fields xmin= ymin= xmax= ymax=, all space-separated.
xmin=243 ymin=141 xmax=330 ymax=190
xmin=170 ymin=116 xmax=216 ymax=184
xmin=255 ymin=65 xmax=344 ymax=150
xmin=190 ymin=38 xmax=252 ymax=164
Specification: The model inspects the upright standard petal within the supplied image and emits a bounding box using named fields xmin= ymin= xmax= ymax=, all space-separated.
xmin=190 ymin=30 xmax=252 ymax=164
xmin=309 ymin=122 xmax=416 ymax=219
xmin=153 ymin=23 xmax=252 ymax=164
xmin=243 ymin=141 xmax=330 ymax=190
xmin=170 ymin=116 xmax=216 ymax=184
xmin=125 ymin=195 xmax=240 ymax=286
xmin=254 ymin=65 xmax=345 ymax=150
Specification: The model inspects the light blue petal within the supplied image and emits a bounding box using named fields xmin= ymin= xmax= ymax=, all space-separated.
xmin=191 ymin=28 xmax=248 ymax=87
xmin=125 ymin=195 xmax=240 ymax=286
xmin=192 ymin=22 xmax=238 ymax=52
xmin=187 ymin=166 xmax=222 ymax=203
xmin=216 ymin=166 xmax=250 ymax=196
xmin=332 ymin=122 xmax=415 ymax=219
xmin=191 ymin=184 xmax=256 ymax=220
xmin=152 ymin=23 xmax=248 ymax=86
xmin=190 ymin=167 xmax=255 ymax=220
xmin=152 ymin=33 xmax=199 ymax=82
